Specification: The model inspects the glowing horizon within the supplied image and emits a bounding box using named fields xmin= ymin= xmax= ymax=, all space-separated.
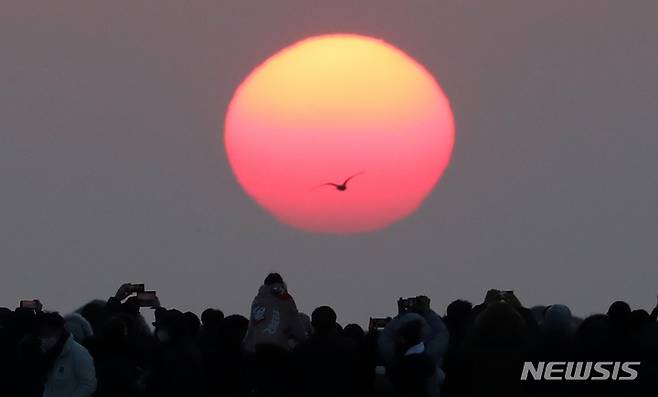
xmin=225 ymin=34 xmax=455 ymax=234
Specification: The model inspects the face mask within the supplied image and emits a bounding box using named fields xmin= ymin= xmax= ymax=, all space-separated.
xmin=156 ymin=330 xmax=170 ymax=343
xmin=40 ymin=336 xmax=58 ymax=352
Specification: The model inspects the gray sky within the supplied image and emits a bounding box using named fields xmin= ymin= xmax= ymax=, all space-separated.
xmin=1 ymin=1 xmax=657 ymax=325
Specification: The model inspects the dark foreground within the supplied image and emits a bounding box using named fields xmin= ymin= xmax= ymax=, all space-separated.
xmin=1 ymin=276 xmax=657 ymax=397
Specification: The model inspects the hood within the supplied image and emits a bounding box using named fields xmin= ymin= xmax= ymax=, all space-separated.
xmin=258 ymin=282 xmax=289 ymax=298
xmin=396 ymin=313 xmax=431 ymax=341
xmin=543 ymin=304 xmax=573 ymax=333
xmin=64 ymin=313 xmax=94 ymax=343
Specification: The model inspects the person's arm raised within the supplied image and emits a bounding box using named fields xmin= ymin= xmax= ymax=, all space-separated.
xmin=114 ymin=283 xmax=134 ymax=301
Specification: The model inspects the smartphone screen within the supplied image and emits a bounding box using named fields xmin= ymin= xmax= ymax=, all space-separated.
xmin=19 ymin=300 xmax=41 ymax=310
xmin=368 ymin=317 xmax=390 ymax=331
xmin=136 ymin=291 xmax=158 ymax=307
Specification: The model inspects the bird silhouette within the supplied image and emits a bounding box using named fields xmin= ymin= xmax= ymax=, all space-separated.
xmin=313 ymin=172 xmax=365 ymax=192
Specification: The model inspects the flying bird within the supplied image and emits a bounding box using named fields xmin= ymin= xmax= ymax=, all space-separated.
xmin=313 ymin=172 xmax=365 ymax=192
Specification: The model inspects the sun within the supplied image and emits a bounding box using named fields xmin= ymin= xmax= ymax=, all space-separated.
xmin=224 ymin=34 xmax=454 ymax=234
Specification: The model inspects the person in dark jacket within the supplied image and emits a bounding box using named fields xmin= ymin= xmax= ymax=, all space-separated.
xmin=450 ymin=302 xmax=532 ymax=397
xmin=89 ymin=315 xmax=143 ymax=397
xmin=294 ymin=306 xmax=357 ymax=397
xmin=147 ymin=309 xmax=204 ymax=397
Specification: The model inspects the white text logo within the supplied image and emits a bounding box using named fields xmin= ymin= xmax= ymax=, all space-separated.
xmin=520 ymin=361 xmax=640 ymax=381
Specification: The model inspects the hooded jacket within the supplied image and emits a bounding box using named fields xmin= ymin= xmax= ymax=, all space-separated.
xmin=378 ymin=312 xmax=449 ymax=397
xmin=378 ymin=311 xmax=450 ymax=366
xmin=43 ymin=333 xmax=97 ymax=397
xmin=242 ymin=283 xmax=307 ymax=352
xmin=63 ymin=313 xmax=94 ymax=344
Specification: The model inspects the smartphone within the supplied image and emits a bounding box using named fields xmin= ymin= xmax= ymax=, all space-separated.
xmin=397 ymin=297 xmax=418 ymax=314
xmin=368 ymin=317 xmax=391 ymax=331
xmin=19 ymin=299 xmax=43 ymax=311
xmin=136 ymin=291 xmax=159 ymax=307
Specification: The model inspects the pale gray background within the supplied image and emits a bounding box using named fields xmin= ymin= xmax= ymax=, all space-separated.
xmin=1 ymin=1 xmax=656 ymax=325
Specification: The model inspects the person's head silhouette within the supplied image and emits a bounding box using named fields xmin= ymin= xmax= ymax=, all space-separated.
xmin=37 ymin=312 xmax=66 ymax=352
xmin=608 ymin=301 xmax=631 ymax=321
xmin=264 ymin=273 xmax=284 ymax=286
xmin=201 ymin=308 xmax=224 ymax=331
xmin=311 ymin=306 xmax=337 ymax=334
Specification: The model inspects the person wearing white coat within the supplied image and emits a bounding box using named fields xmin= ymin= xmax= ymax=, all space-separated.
xmin=39 ymin=312 xmax=97 ymax=397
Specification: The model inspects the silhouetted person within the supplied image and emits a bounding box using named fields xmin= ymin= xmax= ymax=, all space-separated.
xmin=451 ymin=302 xmax=532 ymax=397
xmin=608 ymin=300 xmax=632 ymax=338
xmin=243 ymin=273 xmax=306 ymax=397
xmin=78 ymin=300 xmax=107 ymax=337
xmin=89 ymin=315 xmax=143 ymax=397
xmin=387 ymin=319 xmax=436 ymax=397
xmin=342 ymin=323 xmax=374 ymax=395
xmin=201 ymin=308 xmax=224 ymax=333
xmin=147 ymin=309 xmax=204 ymax=397
xmin=526 ymin=305 xmax=577 ymax=397
xmin=379 ymin=296 xmax=448 ymax=396
xmin=3 ymin=281 xmax=658 ymax=397
xmin=0 ymin=308 xmax=23 ymax=396
xmin=183 ymin=311 xmax=201 ymax=340
xmin=198 ymin=308 xmax=225 ymax=396
xmin=473 ymin=289 xmax=539 ymax=336
xmin=442 ymin=300 xmax=474 ymax=397
xmin=344 ymin=323 xmax=365 ymax=343
xmin=243 ymin=273 xmax=307 ymax=353
xmin=295 ymin=306 xmax=357 ymax=397
xmin=216 ymin=314 xmax=250 ymax=396
xmin=8 ymin=307 xmax=44 ymax=397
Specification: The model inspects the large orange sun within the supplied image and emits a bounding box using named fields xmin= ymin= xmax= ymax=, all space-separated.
xmin=224 ymin=34 xmax=454 ymax=234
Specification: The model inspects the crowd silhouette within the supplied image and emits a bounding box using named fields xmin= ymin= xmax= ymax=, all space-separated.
xmin=1 ymin=273 xmax=657 ymax=397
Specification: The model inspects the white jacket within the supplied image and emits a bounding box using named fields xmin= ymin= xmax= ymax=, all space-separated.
xmin=43 ymin=334 xmax=97 ymax=397
xmin=243 ymin=283 xmax=307 ymax=352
